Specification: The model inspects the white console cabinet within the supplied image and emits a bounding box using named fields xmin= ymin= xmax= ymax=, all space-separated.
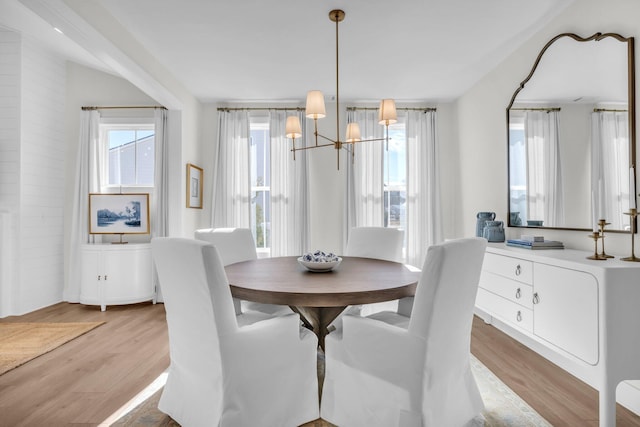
xmin=476 ymin=243 xmax=640 ymax=427
xmin=80 ymin=244 xmax=155 ymax=311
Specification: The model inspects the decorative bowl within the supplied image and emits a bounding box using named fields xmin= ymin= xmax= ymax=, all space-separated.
xmin=297 ymin=256 xmax=342 ymax=272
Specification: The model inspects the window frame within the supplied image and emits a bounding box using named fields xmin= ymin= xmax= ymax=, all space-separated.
xmin=99 ymin=117 xmax=155 ymax=189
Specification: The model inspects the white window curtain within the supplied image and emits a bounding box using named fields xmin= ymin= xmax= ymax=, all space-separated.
xmin=405 ymin=110 xmax=442 ymax=268
xmin=591 ymin=111 xmax=630 ymax=229
xmin=65 ymin=110 xmax=102 ymax=301
xmin=212 ymin=110 xmax=251 ymax=228
xmin=524 ymin=110 xmax=564 ymax=227
xmin=153 ymin=109 xmax=169 ymax=237
xmin=345 ymin=108 xmax=441 ymax=268
xmin=211 ymin=109 xmax=310 ymax=255
xmin=269 ymin=110 xmax=310 ymax=256
xmin=345 ymin=108 xmax=385 ymax=233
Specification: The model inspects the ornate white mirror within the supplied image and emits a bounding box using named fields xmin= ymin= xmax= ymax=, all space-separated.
xmin=507 ymin=33 xmax=636 ymax=232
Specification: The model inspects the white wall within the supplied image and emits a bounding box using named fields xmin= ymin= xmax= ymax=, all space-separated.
xmin=456 ymin=0 xmax=640 ymax=254
xmin=0 ymin=29 xmax=67 ymax=316
xmin=19 ymin=38 xmax=66 ymax=313
xmin=0 ymin=29 xmax=21 ymax=316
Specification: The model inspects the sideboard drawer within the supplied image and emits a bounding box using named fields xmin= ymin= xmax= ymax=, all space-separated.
xmin=476 ymin=288 xmax=533 ymax=333
xmin=479 ymin=270 xmax=533 ymax=309
xmin=483 ymin=252 xmax=533 ymax=285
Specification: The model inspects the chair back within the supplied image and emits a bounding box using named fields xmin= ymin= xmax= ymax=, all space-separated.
xmin=345 ymin=226 xmax=404 ymax=262
xmin=194 ymin=227 xmax=257 ymax=266
xmin=152 ymin=238 xmax=238 ymax=388
xmin=409 ymin=238 xmax=486 ymax=365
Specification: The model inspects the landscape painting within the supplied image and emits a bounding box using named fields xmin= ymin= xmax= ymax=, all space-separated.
xmin=89 ymin=193 xmax=150 ymax=234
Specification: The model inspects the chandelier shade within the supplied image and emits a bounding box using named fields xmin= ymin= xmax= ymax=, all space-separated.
xmin=305 ymin=91 xmax=327 ymax=119
xmin=378 ymin=99 xmax=398 ymax=125
xmin=345 ymin=122 xmax=361 ymax=143
xmin=285 ymin=116 xmax=302 ymax=139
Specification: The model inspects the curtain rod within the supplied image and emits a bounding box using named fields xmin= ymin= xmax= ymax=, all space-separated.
xmin=510 ymin=107 xmax=560 ymax=112
xmin=347 ymin=106 xmax=436 ymax=112
xmin=217 ymin=107 xmax=305 ymax=112
xmin=81 ymin=105 xmax=166 ymax=110
xmin=594 ymin=108 xmax=628 ymax=112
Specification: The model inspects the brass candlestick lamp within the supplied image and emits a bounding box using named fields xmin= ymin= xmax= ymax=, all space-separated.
xmin=621 ymin=208 xmax=640 ymax=262
xmin=587 ymin=231 xmax=605 ymax=260
xmin=598 ymin=219 xmax=614 ymax=259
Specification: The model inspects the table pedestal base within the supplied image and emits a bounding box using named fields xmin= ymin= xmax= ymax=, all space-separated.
xmin=290 ymin=306 xmax=346 ymax=350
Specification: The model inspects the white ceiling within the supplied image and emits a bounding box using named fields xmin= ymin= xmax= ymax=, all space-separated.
xmin=4 ymin=0 xmax=576 ymax=104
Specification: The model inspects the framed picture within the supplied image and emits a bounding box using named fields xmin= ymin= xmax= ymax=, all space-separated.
xmin=187 ymin=163 xmax=203 ymax=208
xmin=89 ymin=193 xmax=150 ymax=235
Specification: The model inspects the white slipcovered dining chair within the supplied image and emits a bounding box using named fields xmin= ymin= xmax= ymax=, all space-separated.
xmin=345 ymin=226 xmax=404 ymax=262
xmin=321 ymin=237 xmax=487 ymax=427
xmin=152 ymin=237 xmax=319 ymax=427
xmin=194 ymin=227 xmax=290 ymax=316
xmin=344 ymin=226 xmax=405 ymax=317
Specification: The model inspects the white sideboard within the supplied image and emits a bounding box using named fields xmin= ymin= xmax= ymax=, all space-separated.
xmin=475 ymin=243 xmax=640 ymax=427
xmin=80 ymin=243 xmax=156 ymax=311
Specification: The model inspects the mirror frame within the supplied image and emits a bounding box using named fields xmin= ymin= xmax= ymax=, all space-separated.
xmin=506 ymin=32 xmax=636 ymax=232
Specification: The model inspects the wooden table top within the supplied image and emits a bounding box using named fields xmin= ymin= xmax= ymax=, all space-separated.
xmin=225 ymin=256 xmax=421 ymax=307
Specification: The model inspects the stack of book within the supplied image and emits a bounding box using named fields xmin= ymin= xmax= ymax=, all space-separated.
xmin=506 ymin=235 xmax=564 ymax=250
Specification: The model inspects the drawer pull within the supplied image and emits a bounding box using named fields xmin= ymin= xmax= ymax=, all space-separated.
xmin=98 ymin=275 xmax=101 ymax=281
xmin=515 ymin=288 xmax=521 ymax=299
xmin=515 ymin=264 xmax=522 ymax=276
xmin=516 ymin=311 xmax=522 ymax=322
xmin=533 ymin=292 xmax=540 ymax=304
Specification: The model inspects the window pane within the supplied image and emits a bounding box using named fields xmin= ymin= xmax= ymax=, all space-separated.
xmin=106 ymin=127 xmax=155 ymax=186
xmin=108 ymin=130 xmax=135 ymax=149
xmin=136 ymin=131 xmax=155 ymax=185
xmin=384 ymin=123 xmax=407 ymax=231
xmin=250 ymin=127 xmax=270 ymax=187
xmin=249 ymin=120 xmax=271 ymax=250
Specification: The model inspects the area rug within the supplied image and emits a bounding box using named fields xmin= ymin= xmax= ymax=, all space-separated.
xmin=0 ymin=322 xmax=105 ymax=376
xmin=110 ymin=354 xmax=551 ymax=427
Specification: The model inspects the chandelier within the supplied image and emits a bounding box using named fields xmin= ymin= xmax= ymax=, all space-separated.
xmin=284 ymin=9 xmax=397 ymax=169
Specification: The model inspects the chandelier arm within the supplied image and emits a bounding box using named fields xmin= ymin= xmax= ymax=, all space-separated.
xmin=291 ymin=142 xmax=335 ymax=152
xmin=349 ymin=137 xmax=389 ymax=144
xmin=315 ymin=133 xmax=339 ymax=144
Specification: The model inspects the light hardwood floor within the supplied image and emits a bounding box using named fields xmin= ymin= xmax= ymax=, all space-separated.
xmin=1 ymin=302 xmax=639 ymax=426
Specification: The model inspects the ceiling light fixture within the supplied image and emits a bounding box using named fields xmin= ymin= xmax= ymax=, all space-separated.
xmin=285 ymin=9 xmax=397 ymax=169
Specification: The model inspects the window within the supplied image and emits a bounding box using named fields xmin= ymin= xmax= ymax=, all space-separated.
xmin=250 ymin=117 xmax=271 ymax=250
xmin=101 ymin=124 xmax=155 ymax=186
xmin=383 ymin=122 xmax=407 ymax=230
xmin=508 ymin=113 xmax=527 ymax=220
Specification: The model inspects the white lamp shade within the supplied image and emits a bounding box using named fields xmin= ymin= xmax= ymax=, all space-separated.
xmin=345 ymin=122 xmax=361 ymax=142
xmin=285 ymin=116 xmax=302 ymax=139
xmin=306 ymin=90 xmax=326 ymax=119
xmin=378 ymin=99 xmax=398 ymax=125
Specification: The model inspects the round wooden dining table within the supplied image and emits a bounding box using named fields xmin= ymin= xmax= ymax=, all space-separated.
xmin=225 ymin=256 xmax=421 ymax=349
